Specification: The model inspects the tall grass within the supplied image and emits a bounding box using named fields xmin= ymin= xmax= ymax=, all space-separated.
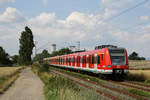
xmin=0 ymin=67 xmax=23 ymax=93
xmin=126 ymin=88 xmax=150 ymax=98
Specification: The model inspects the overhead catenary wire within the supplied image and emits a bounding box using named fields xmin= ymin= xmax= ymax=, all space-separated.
xmin=97 ymin=0 xmax=149 ymax=35
xmin=104 ymin=0 xmax=148 ymax=22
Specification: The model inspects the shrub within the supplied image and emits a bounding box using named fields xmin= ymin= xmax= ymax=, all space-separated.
xmin=126 ymin=73 xmax=146 ymax=82
xmin=145 ymin=80 xmax=150 ymax=84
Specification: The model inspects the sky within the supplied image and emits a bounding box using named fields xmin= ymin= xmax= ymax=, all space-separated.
xmin=0 ymin=0 xmax=150 ymax=59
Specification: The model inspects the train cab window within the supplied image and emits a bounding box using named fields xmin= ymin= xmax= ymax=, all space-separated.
xmin=92 ymin=56 xmax=94 ymax=64
xmin=98 ymin=56 xmax=100 ymax=64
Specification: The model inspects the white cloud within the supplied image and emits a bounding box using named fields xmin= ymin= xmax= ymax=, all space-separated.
xmin=0 ymin=7 xmax=25 ymax=23
xmin=101 ymin=0 xmax=134 ymax=8
xmin=103 ymin=8 xmax=118 ymax=19
xmin=42 ymin=0 xmax=47 ymax=5
xmin=0 ymin=0 xmax=15 ymax=5
xmin=28 ymin=13 xmax=56 ymax=27
xmin=0 ymin=7 xmax=150 ymax=58
xmin=140 ymin=16 xmax=149 ymax=21
xmin=144 ymin=3 xmax=150 ymax=8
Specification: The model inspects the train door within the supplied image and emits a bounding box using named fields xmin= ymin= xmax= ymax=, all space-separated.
xmin=72 ymin=56 xmax=75 ymax=67
xmin=69 ymin=57 xmax=71 ymax=66
xmin=62 ymin=58 xmax=64 ymax=65
xmin=60 ymin=57 xmax=62 ymax=65
xmin=88 ymin=55 xmax=91 ymax=68
xmin=91 ymin=55 xmax=95 ymax=68
xmin=77 ymin=56 xmax=80 ymax=67
xmin=82 ymin=56 xmax=86 ymax=68
xmin=100 ymin=54 xmax=104 ymax=67
xmin=66 ymin=57 xmax=68 ymax=66
xmin=88 ymin=55 xmax=94 ymax=69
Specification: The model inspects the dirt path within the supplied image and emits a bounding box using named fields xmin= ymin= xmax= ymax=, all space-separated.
xmin=0 ymin=68 xmax=45 ymax=100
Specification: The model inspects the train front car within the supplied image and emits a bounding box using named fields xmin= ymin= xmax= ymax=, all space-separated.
xmin=104 ymin=48 xmax=129 ymax=76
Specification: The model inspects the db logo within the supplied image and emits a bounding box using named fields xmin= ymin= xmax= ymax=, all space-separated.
xmin=117 ymin=65 xmax=120 ymax=68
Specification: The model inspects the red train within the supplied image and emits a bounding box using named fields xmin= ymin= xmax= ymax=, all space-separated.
xmin=44 ymin=46 xmax=129 ymax=75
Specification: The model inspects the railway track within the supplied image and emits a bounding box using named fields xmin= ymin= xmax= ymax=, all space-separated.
xmin=51 ymin=70 xmax=121 ymax=100
xmin=51 ymin=69 xmax=149 ymax=100
xmin=108 ymin=80 xmax=150 ymax=92
xmin=124 ymin=81 xmax=150 ymax=88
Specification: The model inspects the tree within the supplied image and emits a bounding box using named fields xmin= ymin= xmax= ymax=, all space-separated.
xmin=129 ymin=51 xmax=146 ymax=60
xmin=51 ymin=48 xmax=72 ymax=56
xmin=18 ymin=26 xmax=35 ymax=65
xmin=0 ymin=46 xmax=11 ymax=65
xmin=33 ymin=49 xmax=51 ymax=63
xmin=11 ymin=55 xmax=19 ymax=64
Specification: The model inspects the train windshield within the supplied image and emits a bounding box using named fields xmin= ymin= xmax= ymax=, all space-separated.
xmin=109 ymin=49 xmax=126 ymax=65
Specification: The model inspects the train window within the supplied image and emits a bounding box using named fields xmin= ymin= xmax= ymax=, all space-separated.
xmin=87 ymin=56 xmax=88 ymax=64
xmin=98 ymin=56 xmax=100 ymax=64
xmin=95 ymin=56 xmax=97 ymax=64
xmin=79 ymin=57 xmax=80 ymax=63
xmin=92 ymin=56 xmax=94 ymax=64
xmin=76 ymin=57 xmax=77 ymax=63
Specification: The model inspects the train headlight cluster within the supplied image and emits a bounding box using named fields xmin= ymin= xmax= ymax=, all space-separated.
xmin=107 ymin=65 xmax=111 ymax=68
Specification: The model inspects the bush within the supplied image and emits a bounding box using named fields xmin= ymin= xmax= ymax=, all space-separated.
xmin=145 ymin=80 xmax=150 ymax=84
xmin=126 ymin=73 xmax=146 ymax=82
xmin=32 ymin=63 xmax=49 ymax=73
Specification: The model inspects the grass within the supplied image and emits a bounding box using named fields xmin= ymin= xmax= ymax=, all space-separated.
xmin=129 ymin=70 xmax=150 ymax=79
xmin=0 ymin=67 xmax=22 ymax=77
xmin=0 ymin=66 xmax=23 ymax=93
xmin=144 ymin=80 xmax=150 ymax=84
xmin=0 ymin=77 xmax=5 ymax=84
xmin=126 ymin=88 xmax=150 ymax=98
xmin=129 ymin=60 xmax=150 ymax=70
xmin=0 ymin=74 xmax=19 ymax=94
xmin=31 ymin=63 xmax=104 ymax=100
xmin=50 ymin=67 xmax=104 ymax=84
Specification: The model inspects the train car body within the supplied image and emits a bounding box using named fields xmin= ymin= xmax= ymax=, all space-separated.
xmin=44 ymin=47 xmax=129 ymax=75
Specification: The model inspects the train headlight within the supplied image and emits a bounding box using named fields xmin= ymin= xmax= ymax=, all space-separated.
xmin=107 ymin=65 xmax=111 ymax=68
xmin=103 ymin=65 xmax=106 ymax=68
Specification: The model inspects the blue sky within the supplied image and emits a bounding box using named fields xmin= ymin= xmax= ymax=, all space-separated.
xmin=0 ymin=0 xmax=150 ymax=59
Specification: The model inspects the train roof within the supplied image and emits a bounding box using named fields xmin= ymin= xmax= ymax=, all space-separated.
xmin=44 ymin=47 xmax=126 ymax=60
